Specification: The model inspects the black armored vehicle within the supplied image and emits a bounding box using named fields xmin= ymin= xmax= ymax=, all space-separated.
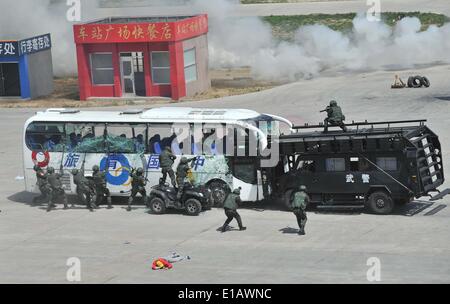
xmin=274 ymin=120 xmax=449 ymax=214
xmin=148 ymin=182 xmax=212 ymax=216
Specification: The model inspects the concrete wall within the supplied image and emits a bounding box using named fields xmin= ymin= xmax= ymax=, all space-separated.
xmin=27 ymin=49 xmax=54 ymax=99
xmin=183 ymin=34 xmax=210 ymax=98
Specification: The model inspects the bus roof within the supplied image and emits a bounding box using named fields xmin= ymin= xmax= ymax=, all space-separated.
xmin=30 ymin=107 xmax=263 ymax=124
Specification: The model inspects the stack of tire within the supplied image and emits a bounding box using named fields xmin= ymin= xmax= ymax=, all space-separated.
xmin=407 ymin=76 xmax=430 ymax=88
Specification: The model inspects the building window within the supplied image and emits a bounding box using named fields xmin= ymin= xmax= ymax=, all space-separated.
xmin=184 ymin=48 xmax=197 ymax=83
xmin=90 ymin=53 xmax=114 ymax=85
xmin=376 ymin=157 xmax=398 ymax=171
xmin=326 ymin=158 xmax=346 ymax=172
xmin=151 ymin=51 xmax=170 ymax=85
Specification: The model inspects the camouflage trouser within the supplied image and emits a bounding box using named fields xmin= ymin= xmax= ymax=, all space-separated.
xmin=324 ymin=118 xmax=347 ymax=132
xmin=35 ymin=185 xmax=52 ymax=204
xmin=128 ymin=187 xmax=147 ymax=209
xmin=49 ymin=188 xmax=68 ymax=211
xmin=293 ymin=209 xmax=307 ymax=232
xmin=76 ymin=186 xmax=97 ymax=210
xmin=95 ymin=185 xmax=112 ymax=208
xmin=223 ymin=208 xmax=244 ymax=229
xmin=176 ymin=177 xmax=186 ymax=201
xmin=161 ymin=168 xmax=176 ymax=187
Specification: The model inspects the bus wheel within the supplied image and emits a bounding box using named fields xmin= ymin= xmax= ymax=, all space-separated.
xmin=185 ymin=199 xmax=202 ymax=216
xmin=149 ymin=197 xmax=166 ymax=215
xmin=367 ymin=191 xmax=394 ymax=215
xmin=208 ymin=181 xmax=229 ymax=207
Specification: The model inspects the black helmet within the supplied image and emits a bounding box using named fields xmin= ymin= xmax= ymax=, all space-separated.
xmin=180 ymin=157 xmax=188 ymax=164
xmin=33 ymin=165 xmax=41 ymax=172
xmin=92 ymin=165 xmax=100 ymax=172
xmin=233 ymin=187 xmax=241 ymax=195
xmin=47 ymin=167 xmax=55 ymax=174
xmin=330 ymin=100 xmax=337 ymax=106
xmin=136 ymin=168 xmax=144 ymax=175
xmin=71 ymin=169 xmax=79 ymax=175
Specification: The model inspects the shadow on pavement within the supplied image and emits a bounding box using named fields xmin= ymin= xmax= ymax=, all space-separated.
xmin=279 ymin=227 xmax=299 ymax=234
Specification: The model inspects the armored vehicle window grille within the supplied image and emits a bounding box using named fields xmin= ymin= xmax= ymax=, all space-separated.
xmin=376 ymin=157 xmax=398 ymax=171
xmin=326 ymin=158 xmax=345 ymax=172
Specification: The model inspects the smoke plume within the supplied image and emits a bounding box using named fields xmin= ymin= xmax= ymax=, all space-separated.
xmin=0 ymin=0 xmax=449 ymax=81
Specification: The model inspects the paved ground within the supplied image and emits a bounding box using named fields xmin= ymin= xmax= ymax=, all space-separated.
xmin=1 ymin=64 xmax=450 ymax=283
xmin=97 ymin=0 xmax=450 ymax=17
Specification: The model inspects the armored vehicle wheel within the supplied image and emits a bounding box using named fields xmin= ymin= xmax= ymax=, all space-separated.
xmin=185 ymin=198 xmax=202 ymax=216
xmin=367 ymin=191 xmax=394 ymax=215
xmin=421 ymin=76 xmax=430 ymax=87
xmin=149 ymin=197 xmax=166 ymax=215
xmin=208 ymin=181 xmax=229 ymax=207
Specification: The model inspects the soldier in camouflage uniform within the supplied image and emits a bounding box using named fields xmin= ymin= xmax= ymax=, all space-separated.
xmin=159 ymin=146 xmax=177 ymax=187
xmin=321 ymin=100 xmax=348 ymax=132
xmin=33 ymin=165 xmax=52 ymax=205
xmin=127 ymin=167 xmax=148 ymax=211
xmin=92 ymin=165 xmax=113 ymax=209
xmin=72 ymin=168 xmax=97 ymax=211
xmin=291 ymin=185 xmax=309 ymax=235
xmin=221 ymin=188 xmax=247 ymax=232
xmin=47 ymin=166 xmax=70 ymax=211
xmin=176 ymin=156 xmax=197 ymax=202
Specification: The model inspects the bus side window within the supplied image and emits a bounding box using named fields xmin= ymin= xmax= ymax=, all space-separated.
xmin=66 ymin=123 xmax=106 ymax=153
xmin=106 ymin=124 xmax=137 ymax=153
xmin=25 ymin=122 xmax=65 ymax=152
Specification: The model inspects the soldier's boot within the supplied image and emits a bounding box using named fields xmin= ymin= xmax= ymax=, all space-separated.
xmin=239 ymin=226 xmax=247 ymax=231
xmin=106 ymin=197 xmax=113 ymax=209
xmin=221 ymin=224 xmax=229 ymax=233
xmin=127 ymin=197 xmax=133 ymax=212
xmin=46 ymin=201 xmax=53 ymax=212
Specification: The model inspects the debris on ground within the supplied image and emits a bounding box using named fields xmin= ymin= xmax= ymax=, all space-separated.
xmin=391 ymin=74 xmax=406 ymax=88
xmin=163 ymin=251 xmax=191 ymax=263
xmin=391 ymin=75 xmax=430 ymax=89
xmin=152 ymin=258 xmax=173 ymax=270
xmin=407 ymin=75 xmax=430 ymax=88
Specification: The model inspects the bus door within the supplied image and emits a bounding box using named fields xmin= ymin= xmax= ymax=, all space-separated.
xmin=231 ymin=157 xmax=259 ymax=202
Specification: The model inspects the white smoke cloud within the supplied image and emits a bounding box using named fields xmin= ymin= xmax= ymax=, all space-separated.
xmin=0 ymin=0 xmax=449 ymax=81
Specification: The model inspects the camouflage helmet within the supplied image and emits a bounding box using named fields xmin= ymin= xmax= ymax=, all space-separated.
xmin=136 ymin=167 xmax=144 ymax=175
xmin=47 ymin=167 xmax=55 ymax=174
xmin=92 ymin=165 xmax=100 ymax=172
xmin=71 ymin=169 xmax=79 ymax=175
xmin=180 ymin=157 xmax=188 ymax=164
xmin=33 ymin=165 xmax=42 ymax=172
xmin=233 ymin=187 xmax=241 ymax=195
xmin=330 ymin=100 xmax=337 ymax=106
xmin=299 ymin=185 xmax=307 ymax=191
xmin=165 ymin=146 xmax=172 ymax=151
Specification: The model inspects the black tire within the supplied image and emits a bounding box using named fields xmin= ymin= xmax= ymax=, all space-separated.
xmin=420 ymin=76 xmax=430 ymax=87
xmin=407 ymin=76 xmax=414 ymax=88
xmin=412 ymin=76 xmax=422 ymax=88
xmin=185 ymin=198 xmax=202 ymax=216
xmin=366 ymin=191 xmax=394 ymax=215
xmin=149 ymin=196 xmax=166 ymax=215
xmin=208 ymin=181 xmax=230 ymax=207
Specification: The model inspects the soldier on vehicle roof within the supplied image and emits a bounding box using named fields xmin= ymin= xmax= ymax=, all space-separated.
xmin=321 ymin=100 xmax=348 ymax=132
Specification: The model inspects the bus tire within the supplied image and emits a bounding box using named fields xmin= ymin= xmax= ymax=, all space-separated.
xmin=367 ymin=191 xmax=394 ymax=215
xmin=149 ymin=197 xmax=166 ymax=215
xmin=208 ymin=181 xmax=230 ymax=207
xmin=185 ymin=198 xmax=202 ymax=216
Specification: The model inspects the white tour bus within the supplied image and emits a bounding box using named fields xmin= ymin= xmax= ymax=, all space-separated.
xmin=23 ymin=107 xmax=292 ymax=205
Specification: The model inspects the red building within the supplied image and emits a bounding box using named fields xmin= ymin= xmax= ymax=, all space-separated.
xmin=73 ymin=15 xmax=210 ymax=101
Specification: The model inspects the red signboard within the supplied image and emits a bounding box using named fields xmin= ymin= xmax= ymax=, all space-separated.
xmin=74 ymin=14 xmax=208 ymax=44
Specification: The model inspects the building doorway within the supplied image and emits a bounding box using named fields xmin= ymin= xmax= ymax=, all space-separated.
xmin=119 ymin=52 xmax=145 ymax=97
xmin=0 ymin=63 xmax=21 ymax=97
